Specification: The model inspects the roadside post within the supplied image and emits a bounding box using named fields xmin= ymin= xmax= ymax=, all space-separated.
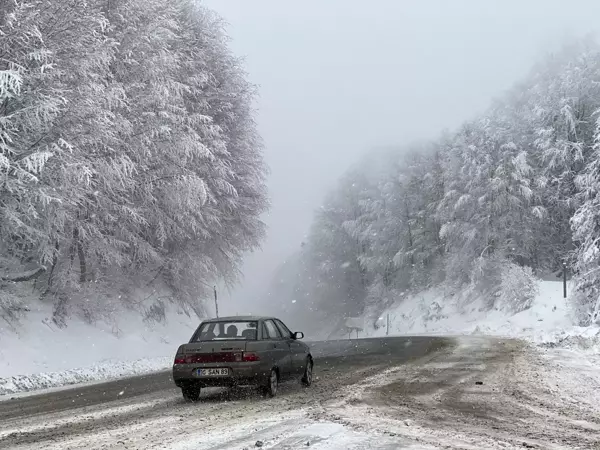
xmin=214 ymin=285 xmax=219 ymax=317
xmin=563 ymin=263 xmax=567 ymax=299
xmin=345 ymin=317 xmax=364 ymax=340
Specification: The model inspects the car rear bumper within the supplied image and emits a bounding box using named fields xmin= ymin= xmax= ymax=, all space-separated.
xmin=172 ymin=362 xmax=269 ymax=387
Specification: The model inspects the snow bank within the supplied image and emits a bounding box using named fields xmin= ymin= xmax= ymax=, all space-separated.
xmin=0 ymin=301 xmax=199 ymax=396
xmin=0 ymin=357 xmax=172 ymax=397
xmin=362 ymin=280 xmax=600 ymax=353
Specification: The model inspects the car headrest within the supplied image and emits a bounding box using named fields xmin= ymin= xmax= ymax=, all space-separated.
xmin=241 ymin=329 xmax=257 ymax=340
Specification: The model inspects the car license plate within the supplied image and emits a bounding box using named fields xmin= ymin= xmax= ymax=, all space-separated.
xmin=196 ymin=368 xmax=229 ymax=377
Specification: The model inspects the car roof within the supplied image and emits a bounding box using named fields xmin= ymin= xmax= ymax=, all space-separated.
xmin=202 ymin=315 xmax=275 ymax=322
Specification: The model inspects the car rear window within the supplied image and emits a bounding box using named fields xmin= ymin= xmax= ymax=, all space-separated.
xmin=190 ymin=321 xmax=258 ymax=341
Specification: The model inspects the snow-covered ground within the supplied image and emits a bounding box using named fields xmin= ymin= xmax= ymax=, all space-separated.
xmin=4 ymin=336 xmax=598 ymax=449
xmin=363 ymin=280 xmax=600 ymax=352
xmin=305 ymin=337 xmax=600 ymax=449
xmin=0 ymin=302 xmax=199 ymax=396
xmin=2 ymin=279 xmax=599 ymax=398
xmin=166 ymin=411 xmax=435 ymax=450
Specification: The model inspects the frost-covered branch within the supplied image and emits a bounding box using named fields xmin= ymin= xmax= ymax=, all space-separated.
xmin=274 ymin=39 xmax=600 ymax=331
xmin=0 ymin=0 xmax=268 ymax=326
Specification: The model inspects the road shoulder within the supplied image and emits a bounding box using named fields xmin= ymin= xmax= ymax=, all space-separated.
xmin=313 ymin=337 xmax=600 ymax=449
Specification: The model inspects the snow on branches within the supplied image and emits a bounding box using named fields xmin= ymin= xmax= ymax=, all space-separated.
xmin=0 ymin=0 xmax=267 ymax=324
xmin=281 ymin=39 xmax=600 ymax=327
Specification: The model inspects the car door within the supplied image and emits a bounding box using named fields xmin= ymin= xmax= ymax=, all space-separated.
xmin=262 ymin=319 xmax=293 ymax=380
xmin=275 ymin=319 xmax=308 ymax=377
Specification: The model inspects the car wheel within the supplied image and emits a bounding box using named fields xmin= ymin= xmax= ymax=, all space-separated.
xmin=301 ymin=358 xmax=313 ymax=387
xmin=263 ymin=369 xmax=278 ymax=397
xmin=182 ymin=384 xmax=201 ymax=402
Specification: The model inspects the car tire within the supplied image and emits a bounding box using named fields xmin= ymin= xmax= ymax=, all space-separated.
xmin=301 ymin=358 xmax=313 ymax=387
xmin=263 ymin=369 xmax=278 ymax=398
xmin=182 ymin=384 xmax=201 ymax=402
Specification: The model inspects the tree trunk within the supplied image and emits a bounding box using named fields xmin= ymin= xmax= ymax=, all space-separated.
xmin=72 ymin=228 xmax=87 ymax=283
xmin=47 ymin=241 xmax=60 ymax=288
xmin=77 ymin=239 xmax=86 ymax=283
xmin=52 ymin=293 xmax=68 ymax=329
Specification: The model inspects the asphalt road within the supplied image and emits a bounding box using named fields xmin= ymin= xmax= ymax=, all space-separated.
xmin=1 ymin=336 xmax=595 ymax=449
xmin=0 ymin=336 xmax=448 ymax=422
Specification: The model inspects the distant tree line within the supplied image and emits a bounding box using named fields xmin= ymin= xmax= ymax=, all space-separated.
xmin=272 ymin=39 xmax=600 ymax=333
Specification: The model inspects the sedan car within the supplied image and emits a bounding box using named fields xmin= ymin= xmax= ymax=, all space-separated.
xmin=172 ymin=316 xmax=313 ymax=401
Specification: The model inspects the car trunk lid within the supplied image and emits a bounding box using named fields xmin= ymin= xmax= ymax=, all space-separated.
xmin=179 ymin=341 xmax=249 ymax=364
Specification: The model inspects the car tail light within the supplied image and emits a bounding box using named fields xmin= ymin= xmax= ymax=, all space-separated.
xmin=174 ymin=352 xmax=243 ymax=364
xmin=242 ymin=352 xmax=260 ymax=362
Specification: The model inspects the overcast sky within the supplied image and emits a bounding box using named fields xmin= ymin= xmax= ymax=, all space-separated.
xmin=202 ymin=0 xmax=600 ymax=315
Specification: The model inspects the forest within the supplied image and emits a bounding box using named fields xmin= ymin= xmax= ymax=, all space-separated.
xmin=4 ymin=1 xmax=600 ymax=337
xmin=0 ymin=0 xmax=267 ymax=326
xmin=271 ymin=39 xmax=600 ymax=334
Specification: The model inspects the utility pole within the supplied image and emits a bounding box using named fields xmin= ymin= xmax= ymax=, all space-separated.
xmin=563 ymin=263 xmax=567 ymax=299
xmin=214 ymin=285 xmax=219 ymax=318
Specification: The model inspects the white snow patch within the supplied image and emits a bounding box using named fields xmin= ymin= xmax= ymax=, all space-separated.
xmin=0 ymin=301 xmax=199 ymax=396
xmin=168 ymin=412 xmax=433 ymax=450
xmin=362 ymin=280 xmax=600 ymax=353
xmin=280 ymin=422 xmax=436 ymax=449
xmin=167 ymin=412 xmax=307 ymax=450
xmin=0 ymin=356 xmax=172 ymax=396
xmin=539 ymin=346 xmax=600 ymax=411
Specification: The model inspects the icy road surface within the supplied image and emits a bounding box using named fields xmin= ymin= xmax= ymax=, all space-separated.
xmin=0 ymin=336 xmax=599 ymax=449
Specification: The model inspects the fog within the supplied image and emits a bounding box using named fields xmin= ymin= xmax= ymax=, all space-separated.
xmin=202 ymin=0 xmax=600 ymax=315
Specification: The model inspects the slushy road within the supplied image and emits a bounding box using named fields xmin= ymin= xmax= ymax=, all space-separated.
xmin=2 ymin=336 xmax=596 ymax=449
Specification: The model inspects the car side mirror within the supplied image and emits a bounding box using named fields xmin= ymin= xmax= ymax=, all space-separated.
xmin=293 ymin=331 xmax=304 ymax=340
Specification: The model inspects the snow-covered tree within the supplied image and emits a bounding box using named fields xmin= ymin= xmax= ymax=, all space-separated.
xmin=273 ymin=39 xmax=600 ymax=332
xmin=571 ymin=108 xmax=600 ymax=325
xmin=528 ymin=40 xmax=600 ymax=271
xmin=305 ymin=169 xmax=374 ymax=319
xmin=0 ymin=0 xmax=268 ymax=324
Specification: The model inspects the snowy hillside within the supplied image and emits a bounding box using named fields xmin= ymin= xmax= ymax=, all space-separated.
xmin=0 ymin=302 xmax=200 ymax=396
xmin=266 ymin=41 xmax=600 ymax=349
xmin=2 ymin=279 xmax=599 ymax=398
xmin=357 ymin=280 xmax=600 ymax=350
